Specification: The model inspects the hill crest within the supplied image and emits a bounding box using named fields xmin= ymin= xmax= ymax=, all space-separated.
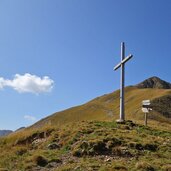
xmin=136 ymin=76 xmax=171 ymax=89
xmin=30 ymin=76 xmax=171 ymax=129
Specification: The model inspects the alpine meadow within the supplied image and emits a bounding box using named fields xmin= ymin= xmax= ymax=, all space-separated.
xmin=0 ymin=1 xmax=171 ymax=171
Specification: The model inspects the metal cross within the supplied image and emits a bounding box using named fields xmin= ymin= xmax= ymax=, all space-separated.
xmin=114 ymin=42 xmax=133 ymax=122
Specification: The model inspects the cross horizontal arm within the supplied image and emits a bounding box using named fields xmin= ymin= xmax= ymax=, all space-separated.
xmin=113 ymin=63 xmax=121 ymax=71
xmin=122 ymin=54 xmax=133 ymax=64
xmin=113 ymin=54 xmax=133 ymax=70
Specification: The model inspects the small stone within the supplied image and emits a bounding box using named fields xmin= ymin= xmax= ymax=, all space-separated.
xmin=104 ymin=158 xmax=111 ymax=162
xmin=47 ymin=143 xmax=60 ymax=150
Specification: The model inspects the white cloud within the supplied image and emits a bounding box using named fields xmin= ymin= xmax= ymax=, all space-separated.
xmin=24 ymin=115 xmax=36 ymax=122
xmin=0 ymin=73 xmax=54 ymax=94
xmin=0 ymin=77 xmax=5 ymax=89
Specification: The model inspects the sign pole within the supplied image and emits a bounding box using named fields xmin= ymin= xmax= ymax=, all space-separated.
xmin=145 ymin=112 xmax=148 ymax=126
xmin=142 ymin=100 xmax=152 ymax=126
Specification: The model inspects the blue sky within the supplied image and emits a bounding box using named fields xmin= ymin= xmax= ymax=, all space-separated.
xmin=0 ymin=0 xmax=171 ymax=130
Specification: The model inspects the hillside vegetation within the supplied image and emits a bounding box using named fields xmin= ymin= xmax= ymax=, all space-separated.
xmin=32 ymin=86 xmax=171 ymax=129
xmin=0 ymin=120 xmax=171 ymax=171
xmin=0 ymin=77 xmax=171 ymax=170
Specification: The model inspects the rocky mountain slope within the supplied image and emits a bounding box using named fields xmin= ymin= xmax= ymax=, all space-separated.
xmin=136 ymin=76 xmax=171 ymax=89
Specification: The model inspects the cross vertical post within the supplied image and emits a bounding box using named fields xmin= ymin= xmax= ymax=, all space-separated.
xmin=114 ymin=42 xmax=133 ymax=123
xmin=120 ymin=42 xmax=125 ymax=121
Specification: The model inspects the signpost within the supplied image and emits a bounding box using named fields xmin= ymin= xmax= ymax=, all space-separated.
xmin=142 ymin=100 xmax=152 ymax=126
xmin=114 ymin=42 xmax=133 ymax=123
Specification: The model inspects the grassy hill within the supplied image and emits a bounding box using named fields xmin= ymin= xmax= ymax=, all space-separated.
xmin=0 ymin=120 xmax=170 ymax=170
xmin=0 ymin=77 xmax=171 ymax=170
xmin=31 ymin=86 xmax=171 ymax=129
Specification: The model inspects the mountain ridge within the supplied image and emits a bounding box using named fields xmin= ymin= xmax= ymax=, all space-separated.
xmin=0 ymin=130 xmax=13 ymax=137
xmin=30 ymin=76 xmax=171 ymax=129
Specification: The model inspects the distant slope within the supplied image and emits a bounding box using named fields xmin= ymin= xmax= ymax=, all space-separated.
xmin=15 ymin=127 xmax=26 ymax=132
xmin=31 ymin=77 xmax=171 ymax=129
xmin=0 ymin=130 xmax=13 ymax=137
xmin=151 ymin=94 xmax=171 ymax=118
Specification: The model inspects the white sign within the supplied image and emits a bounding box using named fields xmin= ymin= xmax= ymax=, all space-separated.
xmin=142 ymin=108 xmax=149 ymax=113
xmin=142 ymin=100 xmax=151 ymax=105
xmin=142 ymin=100 xmax=150 ymax=103
xmin=143 ymin=102 xmax=151 ymax=105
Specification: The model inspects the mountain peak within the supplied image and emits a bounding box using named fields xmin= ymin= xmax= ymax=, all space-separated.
xmin=136 ymin=76 xmax=171 ymax=89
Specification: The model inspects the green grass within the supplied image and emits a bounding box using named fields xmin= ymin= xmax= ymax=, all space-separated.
xmin=0 ymin=87 xmax=171 ymax=170
xmin=0 ymin=120 xmax=170 ymax=170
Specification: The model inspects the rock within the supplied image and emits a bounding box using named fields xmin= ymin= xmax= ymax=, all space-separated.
xmin=135 ymin=143 xmax=144 ymax=150
xmin=104 ymin=157 xmax=111 ymax=162
xmin=49 ymin=158 xmax=62 ymax=163
xmin=72 ymin=149 xmax=82 ymax=157
xmin=47 ymin=158 xmax=62 ymax=168
xmin=15 ymin=129 xmax=54 ymax=145
xmin=91 ymin=140 xmax=107 ymax=155
xmin=126 ymin=120 xmax=136 ymax=127
xmin=144 ymin=144 xmax=158 ymax=152
xmin=32 ymin=138 xmax=46 ymax=145
xmin=34 ymin=156 xmax=48 ymax=167
xmin=47 ymin=143 xmax=60 ymax=150
xmin=15 ymin=147 xmax=27 ymax=156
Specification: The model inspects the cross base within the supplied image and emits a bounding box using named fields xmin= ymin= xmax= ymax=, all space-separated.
xmin=116 ymin=119 xmax=125 ymax=124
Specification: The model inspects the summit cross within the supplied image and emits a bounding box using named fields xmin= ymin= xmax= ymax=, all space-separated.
xmin=114 ymin=42 xmax=133 ymax=122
